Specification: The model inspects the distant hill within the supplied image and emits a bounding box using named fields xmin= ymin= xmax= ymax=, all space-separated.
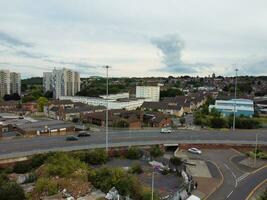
xmin=22 ymin=77 xmax=43 ymax=85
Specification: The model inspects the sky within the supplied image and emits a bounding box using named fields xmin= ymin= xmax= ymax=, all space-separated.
xmin=0 ymin=0 xmax=267 ymax=78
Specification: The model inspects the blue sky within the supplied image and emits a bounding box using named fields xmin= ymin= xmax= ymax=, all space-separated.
xmin=0 ymin=0 xmax=267 ymax=78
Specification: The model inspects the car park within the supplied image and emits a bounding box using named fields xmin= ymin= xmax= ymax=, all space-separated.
xmin=188 ymin=148 xmax=202 ymax=154
xmin=66 ymin=135 xmax=79 ymax=141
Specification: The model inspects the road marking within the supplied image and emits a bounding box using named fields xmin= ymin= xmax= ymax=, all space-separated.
xmin=226 ymin=190 xmax=233 ymax=199
xmin=235 ymin=180 xmax=237 ymax=188
xmin=231 ymin=171 xmax=236 ymax=179
xmin=224 ymin=163 xmax=230 ymax=170
xmin=236 ymin=173 xmax=249 ymax=183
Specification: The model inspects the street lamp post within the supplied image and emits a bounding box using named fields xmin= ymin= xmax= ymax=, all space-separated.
xmin=151 ymin=168 xmax=154 ymax=200
xmin=254 ymin=134 xmax=258 ymax=167
xmin=233 ymin=68 xmax=238 ymax=131
xmin=105 ymin=65 xmax=110 ymax=152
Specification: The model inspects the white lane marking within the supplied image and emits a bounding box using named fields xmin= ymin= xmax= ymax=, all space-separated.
xmin=224 ymin=163 xmax=230 ymax=170
xmin=226 ymin=190 xmax=233 ymax=199
xmin=231 ymin=171 xmax=237 ymax=179
xmin=237 ymin=173 xmax=249 ymax=183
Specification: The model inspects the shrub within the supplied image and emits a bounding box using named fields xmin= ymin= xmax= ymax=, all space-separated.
xmin=85 ymin=149 xmax=108 ymax=165
xmin=89 ymin=167 xmax=143 ymax=199
xmin=130 ymin=162 xmax=143 ymax=174
xmin=235 ymin=118 xmax=261 ymax=129
xmin=126 ymin=147 xmax=143 ymax=160
xmin=210 ymin=117 xmax=227 ymax=128
xmin=149 ymin=145 xmax=164 ymax=158
xmin=35 ymin=178 xmax=58 ymax=196
xmin=43 ymin=152 xmax=88 ymax=177
xmin=0 ymin=179 xmax=25 ymax=200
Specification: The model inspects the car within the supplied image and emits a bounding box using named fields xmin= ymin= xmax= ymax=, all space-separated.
xmin=77 ymin=131 xmax=91 ymax=137
xmin=188 ymin=147 xmax=202 ymax=154
xmin=160 ymin=127 xmax=172 ymax=134
xmin=66 ymin=135 xmax=79 ymax=141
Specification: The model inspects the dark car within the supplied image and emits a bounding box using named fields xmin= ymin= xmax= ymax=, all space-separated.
xmin=77 ymin=131 xmax=91 ymax=137
xmin=66 ymin=135 xmax=79 ymax=141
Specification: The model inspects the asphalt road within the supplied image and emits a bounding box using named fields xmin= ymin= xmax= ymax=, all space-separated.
xmin=203 ymin=149 xmax=244 ymax=200
xmin=0 ymin=129 xmax=266 ymax=159
xmin=227 ymin=166 xmax=267 ymax=200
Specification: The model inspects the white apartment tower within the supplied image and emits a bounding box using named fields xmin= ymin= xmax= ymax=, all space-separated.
xmin=136 ymin=85 xmax=160 ymax=102
xmin=0 ymin=70 xmax=21 ymax=97
xmin=43 ymin=68 xmax=80 ymax=99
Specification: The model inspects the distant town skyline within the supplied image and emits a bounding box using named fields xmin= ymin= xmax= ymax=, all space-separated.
xmin=0 ymin=0 xmax=267 ymax=78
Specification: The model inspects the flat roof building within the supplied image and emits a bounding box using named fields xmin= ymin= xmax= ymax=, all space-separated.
xmin=209 ymin=99 xmax=254 ymax=117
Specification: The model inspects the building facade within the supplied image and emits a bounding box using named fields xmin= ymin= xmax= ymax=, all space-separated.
xmin=43 ymin=68 xmax=80 ymax=99
xmin=0 ymin=70 xmax=21 ymax=97
xmin=209 ymin=99 xmax=254 ymax=117
xmin=10 ymin=72 xmax=21 ymax=95
xmin=59 ymin=96 xmax=149 ymax=110
xmin=136 ymin=86 xmax=160 ymax=102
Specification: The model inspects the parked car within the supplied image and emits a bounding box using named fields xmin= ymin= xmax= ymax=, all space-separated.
xmin=77 ymin=131 xmax=91 ymax=137
xmin=188 ymin=148 xmax=202 ymax=154
xmin=66 ymin=135 xmax=79 ymax=141
xmin=160 ymin=127 xmax=172 ymax=134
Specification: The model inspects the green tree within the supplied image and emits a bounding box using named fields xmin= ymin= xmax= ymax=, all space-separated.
xmin=126 ymin=147 xmax=143 ymax=160
xmin=149 ymin=145 xmax=164 ymax=158
xmin=210 ymin=117 xmax=227 ymax=128
xmin=37 ymin=97 xmax=48 ymax=112
xmin=180 ymin=117 xmax=186 ymax=126
xmin=22 ymin=95 xmax=36 ymax=103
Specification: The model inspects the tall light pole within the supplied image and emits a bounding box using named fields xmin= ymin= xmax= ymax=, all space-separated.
xmin=233 ymin=68 xmax=238 ymax=131
xmin=151 ymin=168 xmax=154 ymax=200
xmin=254 ymin=134 xmax=258 ymax=167
xmin=105 ymin=65 xmax=110 ymax=152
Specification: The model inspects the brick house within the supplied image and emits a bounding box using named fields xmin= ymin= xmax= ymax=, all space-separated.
xmin=0 ymin=101 xmax=19 ymax=112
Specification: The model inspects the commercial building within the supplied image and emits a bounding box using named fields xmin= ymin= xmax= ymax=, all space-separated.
xmin=43 ymin=68 xmax=80 ymax=99
xmin=0 ymin=70 xmax=21 ymax=97
xmin=100 ymin=92 xmax=129 ymax=100
xmin=15 ymin=120 xmax=75 ymax=135
xmin=136 ymin=86 xmax=160 ymax=102
xmin=209 ymin=99 xmax=254 ymax=117
xmin=59 ymin=96 xmax=149 ymax=110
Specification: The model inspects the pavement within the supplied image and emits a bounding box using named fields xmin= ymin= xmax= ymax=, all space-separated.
xmin=0 ymin=129 xmax=267 ymax=159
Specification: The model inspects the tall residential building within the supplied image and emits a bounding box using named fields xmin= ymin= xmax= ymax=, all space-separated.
xmin=43 ymin=72 xmax=53 ymax=92
xmin=43 ymin=68 xmax=80 ymax=99
xmin=136 ymin=85 xmax=160 ymax=102
xmin=0 ymin=70 xmax=21 ymax=97
xmin=10 ymin=72 xmax=21 ymax=95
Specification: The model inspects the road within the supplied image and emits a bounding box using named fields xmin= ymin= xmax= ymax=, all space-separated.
xmin=203 ymin=149 xmax=245 ymax=200
xmin=0 ymin=129 xmax=266 ymax=159
xmin=227 ymin=166 xmax=267 ymax=200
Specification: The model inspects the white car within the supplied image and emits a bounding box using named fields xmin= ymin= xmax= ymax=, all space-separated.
xmin=160 ymin=127 xmax=172 ymax=134
xmin=188 ymin=148 xmax=202 ymax=154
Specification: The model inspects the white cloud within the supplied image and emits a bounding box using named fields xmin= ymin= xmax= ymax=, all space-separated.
xmin=0 ymin=0 xmax=267 ymax=77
